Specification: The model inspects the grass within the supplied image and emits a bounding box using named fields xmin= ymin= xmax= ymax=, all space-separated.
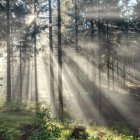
xmin=86 ymin=125 xmax=139 ymax=140
xmin=0 ymin=112 xmax=33 ymax=128
xmin=0 ymin=111 xmax=33 ymax=140
xmin=0 ymin=107 xmax=139 ymax=140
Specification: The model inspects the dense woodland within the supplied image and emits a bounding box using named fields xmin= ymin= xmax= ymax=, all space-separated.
xmin=0 ymin=0 xmax=140 ymax=139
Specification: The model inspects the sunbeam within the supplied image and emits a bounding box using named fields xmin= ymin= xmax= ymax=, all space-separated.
xmin=0 ymin=0 xmax=140 ymax=139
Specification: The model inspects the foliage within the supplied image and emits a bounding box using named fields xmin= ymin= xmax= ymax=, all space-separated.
xmin=111 ymin=123 xmax=139 ymax=140
xmin=2 ymin=101 xmax=27 ymax=112
xmin=0 ymin=109 xmax=140 ymax=140
xmin=28 ymin=107 xmax=62 ymax=140
xmin=58 ymin=129 xmax=72 ymax=140
xmin=0 ymin=125 xmax=21 ymax=140
xmin=0 ymin=111 xmax=32 ymax=140
xmin=86 ymin=124 xmax=140 ymax=140
xmin=28 ymin=108 xmax=140 ymax=140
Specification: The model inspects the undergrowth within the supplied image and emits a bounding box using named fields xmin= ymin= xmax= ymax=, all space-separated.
xmin=0 ymin=103 xmax=139 ymax=140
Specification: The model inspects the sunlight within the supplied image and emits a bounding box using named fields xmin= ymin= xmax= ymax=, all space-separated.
xmin=25 ymin=14 xmax=35 ymax=26
xmin=0 ymin=0 xmax=140 ymax=139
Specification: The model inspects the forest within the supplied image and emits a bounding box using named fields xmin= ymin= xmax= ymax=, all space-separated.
xmin=0 ymin=0 xmax=140 ymax=139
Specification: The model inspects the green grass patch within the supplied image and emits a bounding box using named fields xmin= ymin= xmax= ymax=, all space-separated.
xmin=0 ymin=111 xmax=33 ymax=140
xmin=0 ymin=107 xmax=139 ymax=140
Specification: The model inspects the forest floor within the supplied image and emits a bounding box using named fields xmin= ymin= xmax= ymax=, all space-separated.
xmin=0 ymin=96 xmax=140 ymax=140
xmin=99 ymin=86 xmax=140 ymax=128
xmin=63 ymin=80 xmax=140 ymax=130
xmin=0 ymin=110 xmax=139 ymax=140
xmin=0 ymin=111 xmax=33 ymax=140
xmin=0 ymin=84 xmax=140 ymax=139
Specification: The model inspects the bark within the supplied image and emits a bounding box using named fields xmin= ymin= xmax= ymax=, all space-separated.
xmin=57 ymin=0 xmax=63 ymax=121
xmin=34 ymin=0 xmax=39 ymax=111
xmin=106 ymin=21 xmax=110 ymax=92
xmin=6 ymin=0 xmax=11 ymax=102
xmin=98 ymin=0 xmax=101 ymax=111
xmin=123 ymin=63 xmax=126 ymax=87
xmin=75 ymin=1 xmax=80 ymax=82
xmin=19 ymin=40 xmax=22 ymax=101
xmin=117 ymin=56 xmax=119 ymax=84
xmin=49 ymin=0 xmax=56 ymax=117
xmin=112 ymin=55 xmax=115 ymax=90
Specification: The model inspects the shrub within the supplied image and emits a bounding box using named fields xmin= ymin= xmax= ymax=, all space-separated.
xmin=0 ymin=125 xmax=21 ymax=140
xmin=28 ymin=107 xmax=62 ymax=140
xmin=2 ymin=101 xmax=27 ymax=112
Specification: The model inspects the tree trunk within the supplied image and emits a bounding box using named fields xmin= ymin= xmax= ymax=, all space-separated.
xmin=98 ymin=0 xmax=101 ymax=111
xmin=112 ymin=55 xmax=114 ymax=90
xmin=123 ymin=63 xmax=126 ymax=88
xmin=75 ymin=1 xmax=80 ymax=82
xmin=49 ymin=0 xmax=56 ymax=117
xmin=26 ymin=59 xmax=30 ymax=101
xmin=57 ymin=0 xmax=63 ymax=121
xmin=116 ymin=56 xmax=119 ymax=84
xmin=34 ymin=0 xmax=39 ymax=111
xmin=90 ymin=16 xmax=96 ymax=83
xmin=19 ymin=40 xmax=22 ymax=102
xmin=6 ymin=0 xmax=11 ymax=102
xmin=106 ymin=21 xmax=110 ymax=93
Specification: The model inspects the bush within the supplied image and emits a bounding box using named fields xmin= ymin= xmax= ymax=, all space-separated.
xmin=2 ymin=101 xmax=27 ymax=112
xmin=28 ymin=107 xmax=62 ymax=140
xmin=0 ymin=125 xmax=21 ymax=140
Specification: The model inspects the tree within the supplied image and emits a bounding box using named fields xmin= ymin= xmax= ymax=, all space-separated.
xmin=6 ymin=0 xmax=11 ymax=102
xmin=19 ymin=38 xmax=23 ymax=101
xmin=34 ymin=0 xmax=39 ymax=111
xmin=57 ymin=0 xmax=63 ymax=121
xmin=49 ymin=0 xmax=56 ymax=117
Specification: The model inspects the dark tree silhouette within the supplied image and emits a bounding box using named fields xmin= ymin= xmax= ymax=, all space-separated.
xmin=6 ymin=0 xmax=11 ymax=102
xmin=49 ymin=0 xmax=56 ymax=117
xmin=57 ymin=0 xmax=63 ymax=121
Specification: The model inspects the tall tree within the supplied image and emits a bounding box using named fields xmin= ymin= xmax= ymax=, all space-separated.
xmin=57 ymin=0 xmax=63 ymax=121
xmin=19 ymin=39 xmax=23 ymax=101
xmin=34 ymin=0 xmax=39 ymax=111
xmin=49 ymin=0 xmax=56 ymax=117
xmin=74 ymin=0 xmax=80 ymax=82
xmin=106 ymin=20 xmax=110 ymax=92
xmin=75 ymin=1 xmax=78 ymax=52
xmin=6 ymin=0 xmax=11 ymax=102
xmin=97 ymin=0 xmax=102 ymax=110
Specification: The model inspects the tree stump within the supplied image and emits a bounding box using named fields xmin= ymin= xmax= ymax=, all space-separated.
xmin=71 ymin=126 xmax=87 ymax=139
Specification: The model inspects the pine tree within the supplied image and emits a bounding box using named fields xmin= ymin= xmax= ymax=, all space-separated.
xmin=49 ymin=0 xmax=56 ymax=117
xmin=6 ymin=0 xmax=11 ymax=102
xmin=57 ymin=0 xmax=63 ymax=121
